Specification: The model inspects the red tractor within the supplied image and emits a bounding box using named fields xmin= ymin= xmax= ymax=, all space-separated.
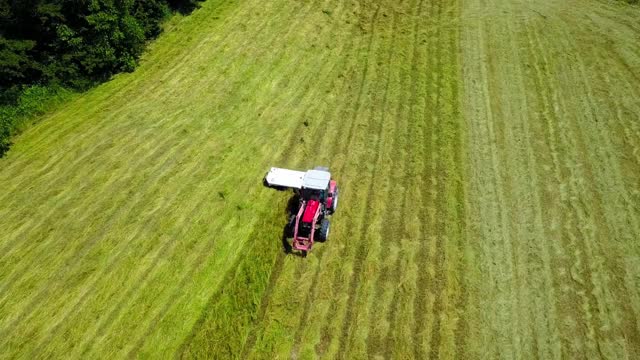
xmin=264 ymin=166 xmax=339 ymax=255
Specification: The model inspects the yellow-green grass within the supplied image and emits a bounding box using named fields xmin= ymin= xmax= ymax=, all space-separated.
xmin=1 ymin=0 xmax=640 ymax=358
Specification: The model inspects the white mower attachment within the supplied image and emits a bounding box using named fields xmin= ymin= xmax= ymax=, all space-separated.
xmin=263 ymin=167 xmax=306 ymax=190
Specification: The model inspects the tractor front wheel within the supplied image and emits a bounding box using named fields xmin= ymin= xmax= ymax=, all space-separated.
xmin=317 ymin=218 xmax=330 ymax=242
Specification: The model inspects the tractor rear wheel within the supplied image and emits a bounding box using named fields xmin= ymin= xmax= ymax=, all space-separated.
xmin=317 ymin=218 xmax=330 ymax=242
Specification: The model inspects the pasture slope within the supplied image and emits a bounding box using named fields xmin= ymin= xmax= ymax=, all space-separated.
xmin=0 ymin=0 xmax=639 ymax=358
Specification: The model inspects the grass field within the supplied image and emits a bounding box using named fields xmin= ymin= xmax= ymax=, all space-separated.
xmin=1 ymin=0 xmax=639 ymax=358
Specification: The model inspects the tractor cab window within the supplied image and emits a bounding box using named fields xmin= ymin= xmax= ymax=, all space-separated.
xmin=302 ymin=188 xmax=321 ymax=201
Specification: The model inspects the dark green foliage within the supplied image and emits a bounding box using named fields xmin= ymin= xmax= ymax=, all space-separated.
xmin=133 ymin=0 xmax=171 ymax=38
xmin=0 ymin=0 xmax=201 ymax=157
xmin=0 ymin=0 xmax=198 ymax=92
xmin=0 ymin=115 xmax=10 ymax=156
xmin=0 ymin=37 xmax=38 ymax=88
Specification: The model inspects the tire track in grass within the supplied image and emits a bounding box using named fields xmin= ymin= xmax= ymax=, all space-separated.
xmin=458 ymin=5 xmax=482 ymax=357
xmin=412 ymin=0 xmax=439 ymax=356
xmin=432 ymin=1 xmax=465 ymax=357
xmin=0 ymin=0 xmax=319 ymax=307
xmin=480 ymin=8 xmax=532 ymax=357
xmin=459 ymin=5 xmax=516 ymax=356
xmin=450 ymin=0 xmax=471 ymax=357
xmin=481 ymin=12 xmax=521 ymax=359
xmin=488 ymin=6 xmax=523 ymax=356
xmin=485 ymin=4 xmax=534 ymax=357
xmin=478 ymin=10 xmax=522 ymax=358
xmin=505 ymin=9 xmax=541 ymax=357
xmin=426 ymin=0 xmax=450 ymax=356
xmin=481 ymin=4 xmax=520 ymax=357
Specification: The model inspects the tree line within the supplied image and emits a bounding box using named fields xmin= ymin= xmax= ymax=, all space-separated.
xmin=0 ymin=0 xmax=203 ymax=156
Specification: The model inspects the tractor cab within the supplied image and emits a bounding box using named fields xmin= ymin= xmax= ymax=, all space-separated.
xmin=300 ymin=168 xmax=330 ymax=203
xmin=300 ymin=169 xmax=337 ymax=214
